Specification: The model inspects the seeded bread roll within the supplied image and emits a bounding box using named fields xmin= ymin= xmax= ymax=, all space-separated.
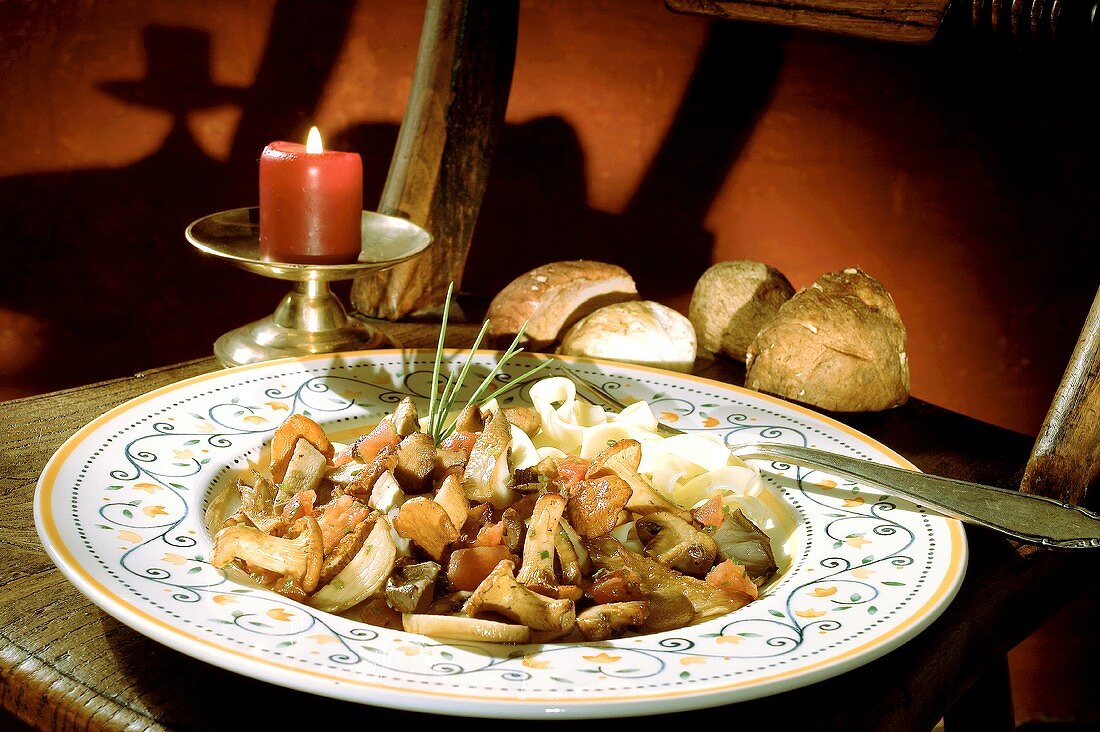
xmin=557 ymin=300 xmax=697 ymax=373
xmin=745 ymin=268 xmax=909 ymax=412
xmin=486 ymin=261 xmax=639 ymax=349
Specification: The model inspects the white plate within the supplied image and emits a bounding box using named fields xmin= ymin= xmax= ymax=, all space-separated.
xmin=35 ymin=351 xmax=966 ymax=718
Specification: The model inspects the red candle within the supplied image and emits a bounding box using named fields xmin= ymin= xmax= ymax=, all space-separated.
xmin=259 ymin=127 xmax=363 ymax=264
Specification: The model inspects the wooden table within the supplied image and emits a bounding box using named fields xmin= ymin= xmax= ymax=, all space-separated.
xmin=3 ymin=321 xmax=1098 ymax=730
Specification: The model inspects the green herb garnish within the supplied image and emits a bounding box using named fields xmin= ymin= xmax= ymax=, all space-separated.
xmin=424 ymin=284 xmax=556 ymax=445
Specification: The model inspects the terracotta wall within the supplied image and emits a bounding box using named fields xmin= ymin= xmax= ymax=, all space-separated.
xmin=2 ymin=1 xmax=1099 ymax=725
xmin=1 ymin=0 xmax=1097 ymax=434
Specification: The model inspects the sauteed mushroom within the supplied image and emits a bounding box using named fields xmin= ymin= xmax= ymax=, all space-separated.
xmin=393 ymin=497 xmax=460 ymax=561
xmin=402 ymin=614 xmax=530 ymax=643
xmin=210 ymin=367 xmax=785 ymax=645
xmin=635 ymin=511 xmax=718 ymax=577
xmin=576 ymin=601 xmax=650 ymax=641
xmin=463 ymin=560 xmax=575 ymax=633
xmin=587 ymin=439 xmax=690 ymax=519
xmin=515 ymin=492 xmax=566 ymax=594
xmin=462 ymin=410 xmax=516 ymax=508
xmin=212 ymin=516 xmax=324 ymax=593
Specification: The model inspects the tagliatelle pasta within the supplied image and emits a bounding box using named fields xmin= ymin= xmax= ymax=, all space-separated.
xmin=522 ymin=377 xmax=795 ymax=569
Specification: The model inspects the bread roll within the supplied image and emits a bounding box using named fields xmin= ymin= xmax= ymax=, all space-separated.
xmin=745 ymin=268 xmax=909 ymax=412
xmin=557 ymin=300 xmax=697 ymax=373
xmin=689 ymin=261 xmax=795 ymax=361
xmin=486 ymin=261 xmax=638 ymax=349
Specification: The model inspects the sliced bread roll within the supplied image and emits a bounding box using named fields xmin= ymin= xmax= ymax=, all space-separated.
xmin=486 ymin=261 xmax=638 ymax=349
xmin=558 ymin=300 xmax=697 ymax=373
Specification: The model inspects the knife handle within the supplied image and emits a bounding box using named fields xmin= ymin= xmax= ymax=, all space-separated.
xmin=735 ymin=443 xmax=1100 ymax=549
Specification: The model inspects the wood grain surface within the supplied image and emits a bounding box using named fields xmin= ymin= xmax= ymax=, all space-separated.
xmin=3 ymin=326 xmax=1100 ymax=730
xmin=665 ymin=0 xmax=947 ymax=43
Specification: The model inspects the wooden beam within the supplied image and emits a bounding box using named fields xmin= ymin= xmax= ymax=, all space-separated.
xmin=1021 ymin=285 xmax=1100 ymax=507
xmin=665 ymin=0 xmax=948 ymax=43
xmin=351 ymin=0 xmax=519 ymax=319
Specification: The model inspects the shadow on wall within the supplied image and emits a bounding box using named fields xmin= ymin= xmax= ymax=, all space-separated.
xmin=0 ymin=13 xmax=784 ymax=397
xmin=0 ymin=0 xmax=362 ymax=395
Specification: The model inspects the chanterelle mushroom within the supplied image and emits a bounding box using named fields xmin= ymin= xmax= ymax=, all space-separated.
xmin=433 ymin=473 xmax=470 ymax=532
xmin=554 ymin=521 xmax=587 ymax=585
xmin=402 ymin=613 xmax=530 ymax=644
xmin=392 ymin=497 xmax=460 ymax=561
xmin=238 ymin=470 xmax=287 ymax=535
xmin=462 ymin=410 xmax=516 ymax=508
xmin=587 ymin=439 xmax=689 ymax=520
xmin=565 ymin=475 xmax=631 ymax=539
xmin=501 ymin=406 xmax=541 ymax=437
xmin=270 ymin=414 xmax=334 ymax=483
xmin=576 ymin=601 xmax=650 ymax=641
xmin=212 ymin=516 xmax=324 ymax=593
xmin=454 ymin=404 xmax=484 ymax=434
xmin=463 ymin=560 xmax=575 ymax=633
xmin=515 ymin=492 xmax=566 ymax=594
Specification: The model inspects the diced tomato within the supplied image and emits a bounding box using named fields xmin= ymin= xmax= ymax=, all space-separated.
xmin=691 ymin=495 xmax=725 ymax=529
xmin=318 ymin=494 xmax=371 ymax=553
xmin=446 ymin=546 xmax=516 ymax=591
xmin=352 ymin=420 xmax=401 ymax=464
xmin=705 ymin=559 xmax=759 ymax=601
xmin=586 ymin=569 xmax=643 ymax=604
xmin=281 ymin=489 xmax=316 ymax=524
xmin=556 ymin=456 xmax=590 ymax=487
xmin=440 ymin=430 xmax=478 ymax=457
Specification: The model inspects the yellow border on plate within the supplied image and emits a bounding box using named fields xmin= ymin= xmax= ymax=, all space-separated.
xmin=36 ymin=350 xmax=967 ymax=707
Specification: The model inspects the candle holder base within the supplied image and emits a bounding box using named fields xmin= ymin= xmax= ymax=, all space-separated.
xmin=186 ymin=207 xmax=431 ymax=367
xmin=214 ymin=315 xmax=394 ymax=367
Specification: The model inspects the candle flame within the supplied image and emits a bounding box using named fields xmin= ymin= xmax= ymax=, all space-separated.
xmin=306 ymin=126 xmax=323 ymax=154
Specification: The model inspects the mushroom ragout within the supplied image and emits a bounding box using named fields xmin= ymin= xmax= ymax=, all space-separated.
xmin=210 ymin=376 xmax=792 ymax=643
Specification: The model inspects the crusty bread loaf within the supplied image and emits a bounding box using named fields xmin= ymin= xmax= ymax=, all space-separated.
xmin=689 ymin=261 xmax=795 ymax=361
xmin=486 ymin=261 xmax=638 ymax=349
xmin=745 ymin=268 xmax=909 ymax=412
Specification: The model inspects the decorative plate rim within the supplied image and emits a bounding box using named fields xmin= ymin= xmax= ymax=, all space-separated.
xmin=34 ymin=350 xmax=968 ymax=719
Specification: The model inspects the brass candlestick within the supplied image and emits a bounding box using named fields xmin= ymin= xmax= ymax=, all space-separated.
xmin=185 ymin=207 xmax=431 ymax=367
